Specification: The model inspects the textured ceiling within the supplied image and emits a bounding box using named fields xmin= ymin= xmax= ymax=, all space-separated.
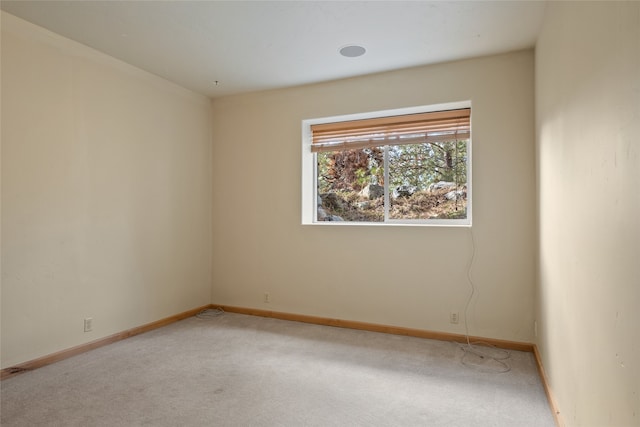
xmin=1 ymin=1 xmax=547 ymax=98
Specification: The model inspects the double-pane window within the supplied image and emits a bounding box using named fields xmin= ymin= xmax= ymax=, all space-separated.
xmin=309 ymin=107 xmax=471 ymax=225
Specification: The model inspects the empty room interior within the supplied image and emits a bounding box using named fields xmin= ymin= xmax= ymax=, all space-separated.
xmin=1 ymin=1 xmax=638 ymax=426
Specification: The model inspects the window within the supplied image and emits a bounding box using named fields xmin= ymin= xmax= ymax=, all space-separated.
xmin=302 ymin=102 xmax=471 ymax=226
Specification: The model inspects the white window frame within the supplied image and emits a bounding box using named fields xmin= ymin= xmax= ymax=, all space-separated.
xmin=302 ymin=101 xmax=472 ymax=226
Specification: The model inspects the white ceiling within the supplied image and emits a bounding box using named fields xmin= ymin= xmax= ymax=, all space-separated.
xmin=1 ymin=1 xmax=547 ymax=98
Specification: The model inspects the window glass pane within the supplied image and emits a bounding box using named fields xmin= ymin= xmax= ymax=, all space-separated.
xmin=388 ymin=141 xmax=468 ymax=220
xmin=317 ymin=147 xmax=384 ymax=222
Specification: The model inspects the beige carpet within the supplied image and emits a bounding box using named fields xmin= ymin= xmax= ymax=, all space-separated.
xmin=1 ymin=312 xmax=555 ymax=426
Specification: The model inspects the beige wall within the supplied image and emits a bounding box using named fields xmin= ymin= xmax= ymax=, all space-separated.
xmin=1 ymin=12 xmax=213 ymax=368
xmin=211 ymin=50 xmax=536 ymax=342
xmin=536 ymin=2 xmax=640 ymax=426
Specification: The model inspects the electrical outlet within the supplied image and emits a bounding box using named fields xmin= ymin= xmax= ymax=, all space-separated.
xmin=450 ymin=311 xmax=459 ymax=324
xmin=263 ymin=293 xmax=270 ymax=303
xmin=534 ymin=320 xmax=538 ymax=337
xmin=84 ymin=318 xmax=93 ymax=332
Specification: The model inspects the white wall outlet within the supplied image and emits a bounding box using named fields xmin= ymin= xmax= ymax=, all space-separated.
xmin=534 ymin=320 xmax=538 ymax=337
xmin=84 ymin=318 xmax=93 ymax=332
xmin=450 ymin=311 xmax=459 ymax=324
xmin=263 ymin=293 xmax=270 ymax=303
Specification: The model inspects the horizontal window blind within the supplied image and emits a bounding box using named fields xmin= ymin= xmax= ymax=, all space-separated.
xmin=311 ymin=108 xmax=470 ymax=153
